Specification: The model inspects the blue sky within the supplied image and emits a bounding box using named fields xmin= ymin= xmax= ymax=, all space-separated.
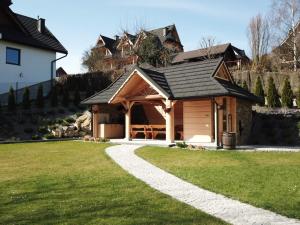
xmin=12 ymin=0 xmax=272 ymax=74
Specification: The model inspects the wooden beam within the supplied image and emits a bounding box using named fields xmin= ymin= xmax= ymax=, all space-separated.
xmin=126 ymin=94 xmax=163 ymax=101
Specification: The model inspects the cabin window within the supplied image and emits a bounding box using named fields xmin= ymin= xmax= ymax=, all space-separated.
xmin=6 ymin=47 xmax=21 ymax=65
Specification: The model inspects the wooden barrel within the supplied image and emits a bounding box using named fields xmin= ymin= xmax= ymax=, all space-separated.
xmin=222 ymin=132 xmax=236 ymax=149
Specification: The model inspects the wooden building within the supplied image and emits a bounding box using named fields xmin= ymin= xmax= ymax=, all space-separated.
xmin=82 ymin=58 xmax=261 ymax=147
xmin=94 ymin=25 xmax=183 ymax=71
xmin=172 ymin=43 xmax=250 ymax=69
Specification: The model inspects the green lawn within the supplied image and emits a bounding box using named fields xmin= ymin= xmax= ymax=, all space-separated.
xmin=137 ymin=147 xmax=300 ymax=219
xmin=0 ymin=142 xmax=227 ymax=225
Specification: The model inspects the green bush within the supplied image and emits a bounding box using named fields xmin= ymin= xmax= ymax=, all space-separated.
xmin=267 ymin=77 xmax=281 ymax=108
xmin=242 ymin=80 xmax=249 ymax=91
xmin=281 ymin=78 xmax=293 ymax=108
xmin=254 ymin=76 xmax=265 ymax=106
xmin=176 ymin=142 xmax=188 ymax=149
xmin=296 ymin=89 xmax=300 ymax=108
xmin=8 ymin=86 xmax=16 ymax=111
xmin=43 ymin=133 xmax=55 ymax=140
xmin=62 ymin=88 xmax=70 ymax=107
xmin=36 ymin=85 xmax=44 ymax=108
xmin=22 ymin=87 xmax=31 ymax=110
xmin=56 ymin=118 xmax=64 ymax=124
xmin=31 ymin=135 xmax=41 ymax=140
xmin=50 ymin=86 xmax=58 ymax=107
xmin=38 ymin=126 xmax=49 ymax=134
xmin=58 ymin=108 xmax=65 ymax=114
xmin=65 ymin=117 xmax=75 ymax=123
xmin=24 ymin=128 xmax=34 ymax=133
xmin=73 ymin=89 xmax=81 ymax=106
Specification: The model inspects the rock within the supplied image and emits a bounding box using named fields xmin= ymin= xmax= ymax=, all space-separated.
xmin=75 ymin=111 xmax=91 ymax=131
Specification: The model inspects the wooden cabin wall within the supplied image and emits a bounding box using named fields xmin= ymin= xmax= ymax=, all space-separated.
xmin=183 ymin=100 xmax=212 ymax=143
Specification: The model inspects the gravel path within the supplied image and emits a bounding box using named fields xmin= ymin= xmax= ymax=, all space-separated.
xmin=106 ymin=144 xmax=300 ymax=225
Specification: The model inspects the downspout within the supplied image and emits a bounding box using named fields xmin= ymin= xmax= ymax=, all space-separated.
xmin=51 ymin=53 xmax=68 ymax=90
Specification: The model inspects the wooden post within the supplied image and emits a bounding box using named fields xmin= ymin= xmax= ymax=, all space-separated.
xmin=124 ymin=101 xmax=134 ymax=141
xmin=214 ymin=102 xmax=219 ymax=147
xmin=92 ymin=105 xmax=100 ymax=138
xmin=165 ymin=100 xmax=175 ymax=144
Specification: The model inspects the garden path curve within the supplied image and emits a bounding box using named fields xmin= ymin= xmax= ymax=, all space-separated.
xmin=105 ymin=144 xmax=300 ymax=225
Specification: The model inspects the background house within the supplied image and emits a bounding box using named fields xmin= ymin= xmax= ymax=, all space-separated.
xmin=0 ymin=0 xmax=67 ymax=95
xmin=172 ymin=43 xmax=250 ymax=69
xmin=93 ymin=24 xmax=183 ymax=71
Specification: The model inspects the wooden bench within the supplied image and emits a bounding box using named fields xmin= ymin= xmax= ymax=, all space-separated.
xmin=131 ymin=125 xmax=152 ymax=139
xmin=150 ymin=125 xmax=166 ymax=139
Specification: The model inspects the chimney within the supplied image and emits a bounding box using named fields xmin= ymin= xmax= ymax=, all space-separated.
xmin=115 ymin=35 xmax=119 ymax=41
xmin=37 ymin=18 xmax=46 ymax=33
xmin=163 ymin=28 xmax=167 ymax=37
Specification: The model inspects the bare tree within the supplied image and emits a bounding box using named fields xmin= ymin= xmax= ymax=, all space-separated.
xmin=199 ymin=36 xmax=218 ymax=59
xmin=271 ymin=0 xmax=300 ymax=71
xmin=247 ymin=14 xmax=270 ymax=65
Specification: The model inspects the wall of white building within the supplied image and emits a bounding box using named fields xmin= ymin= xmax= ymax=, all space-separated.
xmin=0 ymin=40 xmax=56 ymax=94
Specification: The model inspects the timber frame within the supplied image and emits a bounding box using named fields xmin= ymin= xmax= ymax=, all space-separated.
xmin=83 ymin=58 xmax=261 ymax=146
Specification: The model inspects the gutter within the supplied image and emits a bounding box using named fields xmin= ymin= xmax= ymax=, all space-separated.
xmin=51 ymin=53 xmax=68 ymax=89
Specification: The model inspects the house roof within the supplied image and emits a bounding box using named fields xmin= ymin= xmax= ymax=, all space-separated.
xmin=0 ymin=4 xmax=67 ymax=54
xmin=98 ymin=35 xmax=117 ymax=53
xmin=148 ymin=24 xmax=178 ymax=44
xmin=172 ymin=43 xmax=231 ymax=64
xmin=82 ymin=58 xmax=261 ymax=105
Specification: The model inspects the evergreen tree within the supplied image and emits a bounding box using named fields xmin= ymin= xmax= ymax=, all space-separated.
xmin=296 ymin=88 xmax=300 ymax=109
xmin=254 ymin=76 xmax=265 ymax=106
xmin=62 ymin=88 xmax=70 ymax=107
xmin=281 ymin=78 xmax=294 ymax=108
xmin=7 ymin=86 xmax=16 ymax=111
xmin=73 ymin=88 xmax=81 ymax=106
xmin=267 ymin=76 xmax=281 ymax=108
xmin=50 ymin=86 xmax=58 ymax=107
xmin=36 ymin=84 xmax=44 ymax=108
xmin=242 ymin=80 xmax=249 ymax=91
xmin=22 ymin=87 xmax=31 ymax=110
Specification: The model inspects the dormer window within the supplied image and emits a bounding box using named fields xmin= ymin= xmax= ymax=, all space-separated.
xmin=6 ymin=47 xmax=21 ymax=66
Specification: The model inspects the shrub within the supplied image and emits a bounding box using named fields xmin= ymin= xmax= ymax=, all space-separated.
xmin=254 ymin=76 xmax=265 ymax=106
xmin=44 ymin=133 xmax=55 ymax=140
xmin=281 ymin=77 xmax=293 ymax=108
xmin=65 ymin=117 xmax=75 ymax=123
xmin=297 ymin=89 xmax=300 ymax=109
xmin=73 ymin=89 xmax=81 ymax=106
xmin=24 ymin=127 xmax=34 ymax=133
xmin=50 ymin=86 xmax=58 ymax=107
xmin=36 ymin=84 xmax=44 ymax=108
xmin=38 ymin=126 xmax=49 ymax=134
xmin=176 ymin=142 xmax=188 ymax=149
xmin=267 ymin=77 xmax=281 ymax=108
xmin=8 ymin=86 xmax=16 ymax=111
xmin=56 ymin=118 xmax=64 ymax=124
xmin=22 ymin=87 xmax=31 ymax=110
xmin=62 ymin=88 xmax=70 ymax=107
xmin=242 ymin=81 xmax=249 ymax=91
xmin=58 ymin=108 xmax=65 ymax=114
xmin=31 ymin=135 xmax=41 ymax=140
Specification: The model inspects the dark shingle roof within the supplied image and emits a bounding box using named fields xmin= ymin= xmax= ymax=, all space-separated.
xmin=148 ymin=24 xmax=177 ymax=44
xmin=99 ymin=35 xmax=117 ymax=53
xmin=82 ymin=58 xmax=261 ymax=104
xmin=172 ymin=43 xmax=231 ymax=64
xmin=0 ymin=8 xmax=67 ymax=54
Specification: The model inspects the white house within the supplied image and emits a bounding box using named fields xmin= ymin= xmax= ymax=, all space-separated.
xmin=0 ymin=0 xmax=67 ymax=95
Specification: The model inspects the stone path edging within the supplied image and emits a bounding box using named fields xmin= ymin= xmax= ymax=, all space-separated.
xmin=105 ymin=144 xmax=300 ymax=225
